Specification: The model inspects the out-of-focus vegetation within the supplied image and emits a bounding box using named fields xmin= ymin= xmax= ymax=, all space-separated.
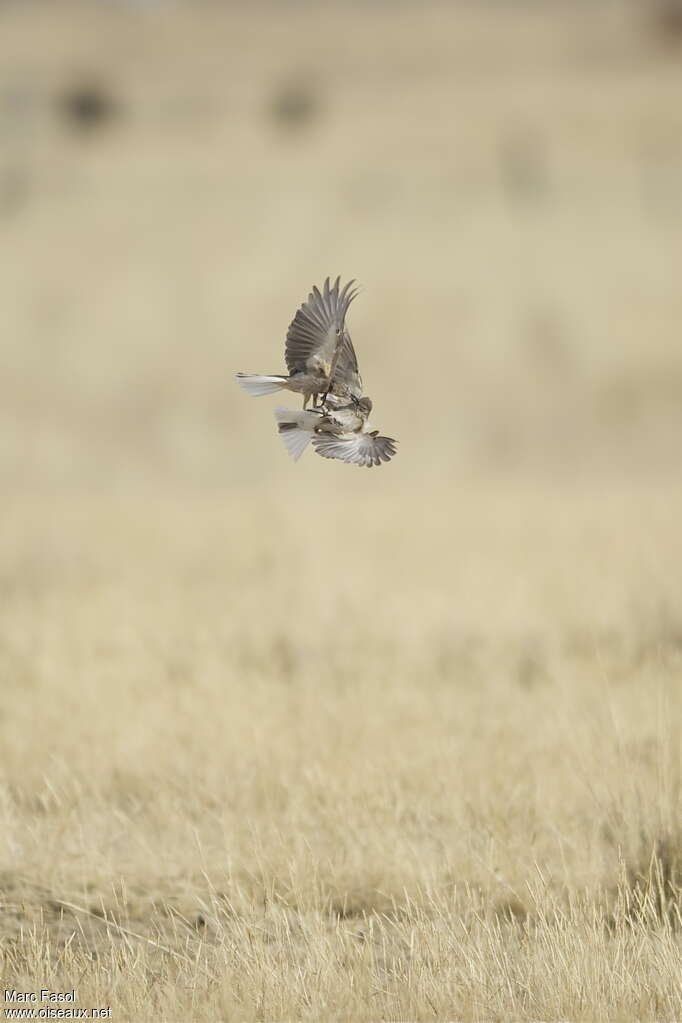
xmin=1 ymin=4 xmax=681 ymax=1020
xmin=2 ymin=1 xmax=682 ymax=490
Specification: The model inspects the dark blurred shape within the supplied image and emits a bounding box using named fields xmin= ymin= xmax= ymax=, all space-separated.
xmin=58 ymin=81 xmax=119 ymax=134
xmin=515 ymin=637 xmax=548 ymax=690
xmin=269 ymin=78 xmax=318 ymax=132
xmin=498 ymin=126 xmax=550 ymax=204
xmin=648 ymin=0 xmax=682 ymax=46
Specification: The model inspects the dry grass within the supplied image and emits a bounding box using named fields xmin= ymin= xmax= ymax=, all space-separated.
xmin=2 ymin=2 xmax=682 ymax=1019
xmin=1 ymin=491 xmax=681 ymax=1020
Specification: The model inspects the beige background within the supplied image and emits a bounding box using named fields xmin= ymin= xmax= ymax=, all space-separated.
xmin=2 ymin=0 xmax=682 ymax=492
xmin=1 ymin=4 xmax=681 ymax=1020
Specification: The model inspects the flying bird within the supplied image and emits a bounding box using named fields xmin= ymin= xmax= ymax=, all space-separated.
xmin=236 ymin=276 xmax=360 ymax=408
xmin=274 ymin=397 xmax=397 ymax=469
xmin=237 ymin=277 xmax=397 ymax=468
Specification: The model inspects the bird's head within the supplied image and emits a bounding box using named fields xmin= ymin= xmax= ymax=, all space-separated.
xmin=357 ymin=396 xmax=373 ymax=415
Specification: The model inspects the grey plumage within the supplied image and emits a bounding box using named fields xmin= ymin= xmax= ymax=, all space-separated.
xmin=237 ymin=276 xmax=360 ymax=408
xmin=238 ymin=277 xmax=397 ymax=468
xmin=310 ymin=397 xmax=397 ymax=468
xmin=274 ymin=396 xmax=397 ymax=469
xmin=312 ymin=430 xmax=397 ymax=468
xmin=286 ymin=277 xmax=360 ymax=383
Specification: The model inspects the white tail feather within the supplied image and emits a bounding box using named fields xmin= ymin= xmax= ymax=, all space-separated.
xmin=280 ymin=426 xmax=312 ymax=462
xmin=274 ymin=406 xmax=322 ymax=462
xmin=236 ymin=373 xmax=286 ymax=397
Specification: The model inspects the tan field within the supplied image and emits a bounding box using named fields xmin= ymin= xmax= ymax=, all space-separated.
xmin=1 ymin=2 xmax=682 ymax=1020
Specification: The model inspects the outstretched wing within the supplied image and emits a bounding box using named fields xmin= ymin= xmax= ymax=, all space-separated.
xmin=312 ymin=430 xmax=397 ymax=468
xmin=285 ymin=277 xmax=359 ymax=378
xmin=329 ymin=331 xmax=363 ymax=400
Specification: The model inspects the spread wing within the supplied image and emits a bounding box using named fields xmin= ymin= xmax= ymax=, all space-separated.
xmin=330 ymin=331 xmax=363 ymax=400
xmin=312 ymin=430 xmax=397 ymax=468
xmin=285 ymin=277 xmax=359 ymax=378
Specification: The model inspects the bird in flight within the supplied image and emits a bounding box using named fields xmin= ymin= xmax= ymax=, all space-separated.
xmin=236 ymin=277 xmax=397 ymax=468
xmin=236 ymin=277 xmax=360 ymax=408
xmin=275 ymin=397 xmax=397 ymax=468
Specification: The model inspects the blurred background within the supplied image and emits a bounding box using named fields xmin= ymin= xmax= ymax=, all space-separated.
xmin=2 ymin=0 xmax=682 ymax=494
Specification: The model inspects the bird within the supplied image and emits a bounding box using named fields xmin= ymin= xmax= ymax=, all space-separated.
xmin=274 ymin=396 xmax=397 ymax=469
xmin=236 ymin=276 xmax=361 ymax=408
xmin=238 ymin=276 xmax=397 ymax=468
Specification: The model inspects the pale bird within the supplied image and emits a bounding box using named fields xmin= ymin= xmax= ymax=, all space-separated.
xmin=275 ymin=396 xmax=397 ymax=469
xmin=238 ymin=277 xmax=397 ymax=469
xmin=236 ymin=277 xmax=360 ymax=408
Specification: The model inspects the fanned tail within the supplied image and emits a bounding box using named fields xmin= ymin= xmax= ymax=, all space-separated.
xmin=274 ymin=407 xmax=322 ymax=462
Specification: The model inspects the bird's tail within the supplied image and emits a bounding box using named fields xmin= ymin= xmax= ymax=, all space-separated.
xmin=236 ymin=373 xmax=288 ymax=397
xmin=274 ymin=407 xmax=321 ymax=462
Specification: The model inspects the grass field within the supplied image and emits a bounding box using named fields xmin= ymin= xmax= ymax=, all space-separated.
xmin=2 ymin=489 xmax=681 ymax=1019
xmin=2 ymin=2 xmax=682 ymax=1020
